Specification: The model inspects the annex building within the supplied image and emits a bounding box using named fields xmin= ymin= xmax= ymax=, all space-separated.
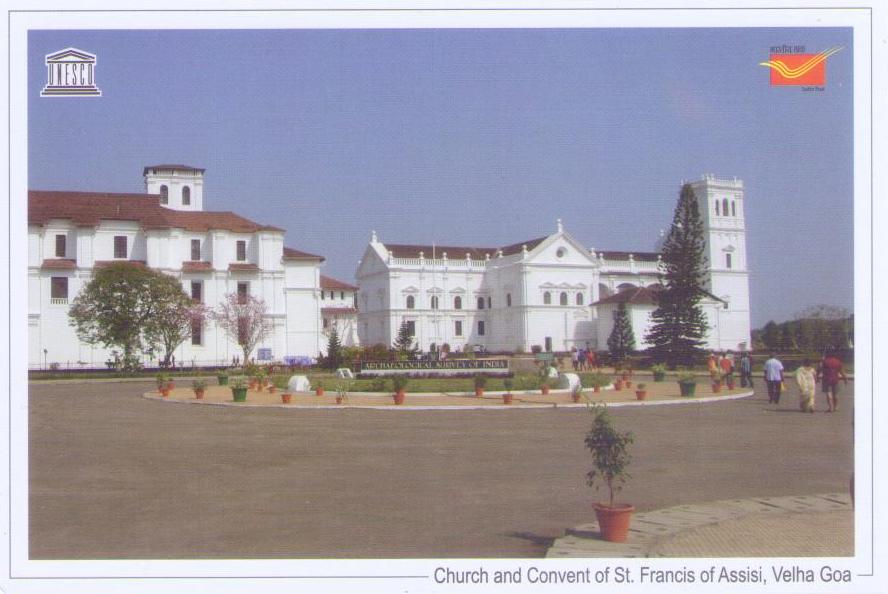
xmin=355 ymin=175 xmax=751 ymax=354
xmin=27 ymin=165 xmax=354 ymax=369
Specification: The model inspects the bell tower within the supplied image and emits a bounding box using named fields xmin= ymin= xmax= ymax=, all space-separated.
xmin=143 ymin=164 xmax=205 ymax=211
xmin=689 ymin=174 xmax=751 ymax=350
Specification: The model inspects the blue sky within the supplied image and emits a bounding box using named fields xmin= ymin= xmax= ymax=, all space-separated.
xmin=28 ymin=28 xmax=854 ymax=327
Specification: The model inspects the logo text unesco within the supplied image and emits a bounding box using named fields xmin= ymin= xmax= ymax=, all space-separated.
xmin=41 ymin=48 xmax=102 ymax=97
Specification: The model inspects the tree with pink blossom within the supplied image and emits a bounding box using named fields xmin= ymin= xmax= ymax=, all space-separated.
xmin=212 ymin=293 xmax=270 ymax=364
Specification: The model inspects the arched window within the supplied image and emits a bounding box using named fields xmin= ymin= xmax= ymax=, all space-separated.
xmin=506 ymin=293 xmax=512 ymax=307
xmin=722 ymin=198 xmax=729 ymax=217
xmin=543 ymin=292 xmax=551 ymax=305
xmin=715 ymin=200 xmax=719 ymax=216
xmin=731 ymin=201 xmax=736 ymax=217
xmin=454 ymin=296 xmax=462 ymax=310
xmin=182 ymin=186 xmax=191 ymax=205
xmin=559 ymin=292 xmax=568 ymax=306
xmin=160 ymin=184 xmax=168 ymax=204
xmin=431 ymin=295 xmax=439 ymax=310
xmin=477 ymin=297 xmax=485 ymax=310
xmin=576 ymin=293 xmax=584 ymax=305
xmin=406 ymin=295 xmax=415 ymax=309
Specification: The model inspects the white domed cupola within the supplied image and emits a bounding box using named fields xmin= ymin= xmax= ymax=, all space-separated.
xmin=143 ymin=164 xmax=205 ymax=211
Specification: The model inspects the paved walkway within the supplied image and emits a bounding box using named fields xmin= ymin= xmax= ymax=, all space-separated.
xmin=547 ymin=493 xmax=853 ymax=558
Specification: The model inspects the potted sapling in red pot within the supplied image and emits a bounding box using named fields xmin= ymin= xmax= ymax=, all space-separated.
xmin=585 ymin=404 xmax=635 ymax=543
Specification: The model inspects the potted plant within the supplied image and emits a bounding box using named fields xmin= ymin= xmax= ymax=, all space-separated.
xmin=613 ymin=378 xmax=623 ymax=391
xmin=392 ymin=375 xmax=408 ymax=405
xmin=276 ymin=377 xmax=292 ymax=404
xmin=217 ymin=370 xmax=229 ymax=386
xmin=635 ymin=383 xmax=647 ymax=401
xmin=571 ymin=385 xmax=584 ymax=403
xmin=651 ymin=364 xmax=667 ymax=382
xmin=539 ymin=363 xmax=554 ymax=395
xmin=230 ymin=377 xmax=248 ymax=402
xmin=677 ymin=370 xmax=697 ymax=397
xmin=335 ymin=382 xmax=350 ymax=405
xmin=586 ymin=372 xmax=608 ymax=393
xmin=192 ymin=379 xmax=207 ymax=400
xmin=585 ymin=405 xmax=635 ymax=542
xmin=156 ymin=373 xmax=170 ymax=397
xmin=710 ymin=369 xmax=723 ymax=393
xmin=315 ymin=380 xmax=325 ymax=397
xmin=502 ymin=377 xmax=514 ymax=405
xmin=256 ymin=369 xmax=268 ymax=391
xmin=473 ymin=374 xmax=487 ymax=397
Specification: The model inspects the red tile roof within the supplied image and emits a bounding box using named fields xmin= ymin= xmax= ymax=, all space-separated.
xmin=593 ymin=286 xmax=660 ymax=306
xmin=384 ymin=236 xmax=548 ymax=260
xmin=320 ymin=274 xmax=357 ymax=290
xmin=321 ymin=307 xmax=358 ymax=315
xmin=40 ymin=258 xmax=77 ymax=270
xmin=28 ymin=190 xmax=284 ymax=233
xmin=143 ymin=164 xmax=205 ymax=175
xmin=283 ymin=246 xmax=324 ymax=262
xmin=228 ymin=263 xmax=260 ymax=272
xmin=182 ymin=261 xmax=213 ymax=272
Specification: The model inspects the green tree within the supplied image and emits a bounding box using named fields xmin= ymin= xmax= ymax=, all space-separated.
xmin=607 ymin=301 xmax=636 ymax=362
xmin=143 ymin=274 xmax=207 ymax=367
xmin=325 ymin=326 xmax=343 ymax=369
xmin=68 ymin=263 xmax=175 ymax=371
xmin=760 ymin=321 xmax=780 ymax=350
xmin=393 ymin=320 xmax=417 ymax=358
xmin=645 ymin=184 xmax=709 ymax=367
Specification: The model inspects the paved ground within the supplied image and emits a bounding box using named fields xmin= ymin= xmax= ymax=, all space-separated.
xmin=28 ymin=380 xmax=853 ymax=558
xmin=547 ymin=493 xmax=853 ymax=557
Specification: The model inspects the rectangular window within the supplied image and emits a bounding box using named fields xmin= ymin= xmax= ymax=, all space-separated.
xmin=323 ymin=318 xmax=329 ymax=329
xmin=113 ymin=236 xmax=127 ymax=259
xmin=726 ymin=253 xmax=732 ymax=269
xmin=320 ymin=291 xmax=325 ymax=300
xmin=478 ymin=321 xmax=485 ymax=336
xmin=330 ymin=291 xmax=335 ymax=300
xmin=236 ymin=240 xmax=246 ymax=261
xmin=191 ymin=280 xmax=203 ymax=303
xmin=191 ymin=239 xmax=201 ymax=261
xmin=340 ymin=291 xmax=345 ymax=300
xmin=406 ymin=320 xmax=416 ymax=337
xmin=191 ymin=318 xmax=202 ymax=345
xmin=455 ymin=320 xmax=463 ymax=336
xmin=50 ymin=277 xmax=68 ymax=301
xmin=55 ymin=234 xmax=66 ymax=258
xmin=237 ymin=282 xmax=249 ymax=304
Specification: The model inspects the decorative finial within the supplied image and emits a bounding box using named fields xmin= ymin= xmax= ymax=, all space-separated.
xmin=485 ymin=253 xmax=490 ymax=261
xmin=442 ymin=252 xmax=448 ymax=260
xmin=419 ymin=251 xmax=424 ymax=259
xmin=556 ymin=218 xmax=563 ymax=233
xmin=628 ymin=254 xmax=634 ymax=262
xmin=521 ymin=244 xmax=528 ymax=257
xmin=371 ymin=230 xmax=377 ymax=243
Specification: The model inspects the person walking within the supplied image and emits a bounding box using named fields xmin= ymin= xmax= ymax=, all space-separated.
xmin=707 ymin=352 xmax=718 ymax=376
xmin=763 ymin=353 xmax=784 ymax=404
xmin=795 ymin=359 xmax=817 ymax=413
xmin=586 ymin=348 xmax=596 ymax=371
xmin=571 ymin=347 xmax=579 ymax=372
xmin=818 ymin=351 xmax=848 ymax=413
xmin=719 ymin=352 xmax=735 ymax=387
xmin=739 ymin=352 xmax=753 ymax=388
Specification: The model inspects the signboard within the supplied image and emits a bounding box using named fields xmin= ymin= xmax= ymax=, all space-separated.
xmin=535 ymin=352 xmax=555 ymax=361
xmin=257 ymin=348 xmax=272 ymax=361
xmin=360 ymin=358 xmax=510 ymax=377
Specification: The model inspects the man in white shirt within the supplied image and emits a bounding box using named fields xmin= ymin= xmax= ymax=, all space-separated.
xmin=763 ymin=354 xmax=784 ymax=404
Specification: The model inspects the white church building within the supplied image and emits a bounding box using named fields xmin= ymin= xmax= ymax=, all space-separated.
xmin=355 ymin=175 xmax=751 ymax=354
xmin=28 ymin=164 xmax=327 ymax=368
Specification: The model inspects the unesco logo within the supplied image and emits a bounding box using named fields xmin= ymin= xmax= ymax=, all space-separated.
xmin=41 ymin=47 xmax=102 ymax=97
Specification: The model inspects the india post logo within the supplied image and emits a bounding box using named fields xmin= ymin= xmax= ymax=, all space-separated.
xmin=759 ymin=45 xmax=843 ymax=86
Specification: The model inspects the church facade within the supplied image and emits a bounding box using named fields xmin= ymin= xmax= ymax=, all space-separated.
xmin=28 ymin=165 xmax=327 ymax=368
xmin=355 ymin=175 xmax=751 ymax=354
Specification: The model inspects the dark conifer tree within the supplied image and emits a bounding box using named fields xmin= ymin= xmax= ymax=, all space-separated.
xmin=645 ymin=184 xmax=709 ymax=367
xmin=607 ymin=301 xmax=636 ymax=362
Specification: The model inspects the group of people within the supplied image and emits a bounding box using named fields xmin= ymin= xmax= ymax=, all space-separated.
xmin=706 ymin=351 xmax=755 ymax=388
xmin=570 ymin=345 xmax=599 ymax=372
xmin=762 ymin=352 xmax=848 ymax=413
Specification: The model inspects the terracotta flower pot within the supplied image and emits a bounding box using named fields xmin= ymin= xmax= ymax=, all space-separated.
xmin=316 ymin=388 xmax=325 ymax=396
xmin=541 ymin=385 xmax=550 ymax=395
xmin=268 ymin=386 xmax=276 ymax=394
xmin=194 ymin=389 xmax=204 ymax=400
xmin=502 ymin=393 xmax=513 ymax=405
xmin=594 ymin=503 xmax=635 ymax=543
xmin=614 ymin=380 xmax=623 ymax=391
xmin=635 ymin=390 xmax=647 ymax=401
xmin=475 ymin=387 xmax=484 ymax=397
xmin=593 ymin=385 xmax=601 ymax=393
xmin=712 ymin=382 xmax=722 ymax=393
xmin=727 ymin=381 xmax=735 ymax=390
xmin=335 ymin=395 xmax=344 ymax=405
xmin=167 ymin=381 xmax=176 ymax=391
xmin=625 ymin=380 xmax=632 ymax=388
xmin=160 ymin=388 xmax=170 ymax=398
xmin=393 ymin=390 xmax=406 ymax=405
xmin=281 ymin=393 xmax=292 ymax=404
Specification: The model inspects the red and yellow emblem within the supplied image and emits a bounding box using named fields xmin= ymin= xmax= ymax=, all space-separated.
xmin=759 ymin=46 xmax=843 ymax=86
